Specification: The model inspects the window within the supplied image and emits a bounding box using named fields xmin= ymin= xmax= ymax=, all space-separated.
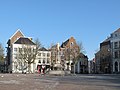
xmin=115 ymin=51 xmax=118 ymax=58
xmin=33 ymin=49 xmax=36 ymax=52
xmin=43 ymin=59 xmax=45 ymax=63
xmin=14 ymin=48 xmax=17 ymax=52
xmin=115 ymin=34 xmax=117 ymax=37
xmin=119 ymin=51 xmax=120 ymax=58
xmin=70 ymin=42 xmax=74 ymax=46
xmin=119 ymin=41 xmax=120 ymax=48
xmin=43 ymin=53 xmax=46 ymax=57
xmin=114 ymin=42 xmax=118 ymax=49
xmin=38 ymin=60 xmax=41 ymax=63
xmin=38 ymin=53 xmax=41 ymax=56
xmin=14 ymin=54 xmax=17 ymax=59
xmin=28 ymin=48 xmax=31 ymax=52
xmin=47 ymin=53 xmax=50 ymax=57
xmin=19 ymin=48 xmax=22 ymax=52
xmin=47 ymin=59 xmax=50 ymax=63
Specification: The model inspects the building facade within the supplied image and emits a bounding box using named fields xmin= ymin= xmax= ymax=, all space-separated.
xmin=35 ymin=47 xmax=51 ymax=74
xmin=95 ymin=28 xmax=120 ymax=74
xmin=6 ymin=30 xmax=51 ymax=73
xmin=75 ymin=53 xmax=88 ymax=74
xmin=95 ymin=51 xmax=100 ymax=73
xmin=10 ymin=37 xmax=36 ymax=73
xmin=61 ymin=37 xmax=88 ymax=74
xmin=88 ymin=58 xmax=95 ymax=74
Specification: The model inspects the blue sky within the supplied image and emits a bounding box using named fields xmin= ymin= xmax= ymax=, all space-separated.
xmin=0 ymin=0 xmax=120 ymax=59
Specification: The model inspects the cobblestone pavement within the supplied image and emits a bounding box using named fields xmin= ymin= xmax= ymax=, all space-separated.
xmin=0 ymin=74 xmax=120 ymax=90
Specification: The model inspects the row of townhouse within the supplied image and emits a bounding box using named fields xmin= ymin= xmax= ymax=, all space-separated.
xmin=95 ymin=28 xmax=120 ymax=74
xmin=4 ymin=30 xmax=88 ymax=74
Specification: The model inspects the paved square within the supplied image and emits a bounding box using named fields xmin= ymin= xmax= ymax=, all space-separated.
xmin=0 ymin=74 xmax=120 ymax=90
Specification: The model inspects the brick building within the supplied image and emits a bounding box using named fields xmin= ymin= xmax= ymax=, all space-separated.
xmin=61 ymin=37 xmax=88 ymax=74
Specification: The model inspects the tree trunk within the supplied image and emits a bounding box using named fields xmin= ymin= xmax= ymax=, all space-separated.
xmin=21 ymin=64 xmax=24 ymax=74
xmin=28 ymin=64 xmax=31 ymax=73
xmin=74 ymin=64 xmax=76 ymax=75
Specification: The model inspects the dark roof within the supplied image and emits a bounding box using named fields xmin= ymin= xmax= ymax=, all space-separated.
xmin=61 ymin=39 xmax=69 ymax=48
xmin=14 ymin=37 xmax=36 ymax=45
xmin=79 ymin=53 xmax=88 ymax=59
xmin=102 ymin=37 xmax=110 ymax=43
xmin=100 ymin=40 xmax=110 ymax=48
xmin=39 ymin=47 xmax=48 ymax=51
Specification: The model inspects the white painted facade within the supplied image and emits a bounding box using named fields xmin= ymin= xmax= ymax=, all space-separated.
xmin=10 ymin=43 xmax=36 ymax=73
xmin=35 ymin=50 xmax=51 ymax=73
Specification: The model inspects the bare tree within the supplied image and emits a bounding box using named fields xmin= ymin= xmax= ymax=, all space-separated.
xmin=77 ymin=41 xmax=86 ymax=54
xmin=73 ymin=42 xmax=85 ymax=74
xmin=16 ymin=38 xmax=41 ymax=73
xmin=64 ymin=41 xmax=85 ymax=74
xmin=0 ymin=43 xmax=4 ymax=61
xmin=0 ymin=43 xmax=4 ymax=72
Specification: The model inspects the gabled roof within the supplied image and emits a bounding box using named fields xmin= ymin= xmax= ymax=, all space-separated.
xmin=14 ymin=37 xmax=36 ymax=45
xmin=39 ymin=47 xmax=48 ymax=51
